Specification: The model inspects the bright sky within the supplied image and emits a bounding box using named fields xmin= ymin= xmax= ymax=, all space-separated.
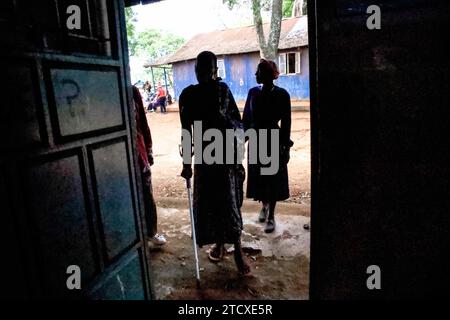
xmin=129 ymin=0 xmax=271 ymax=83
xmin=132 ymin=0 xmax=269 ymax=40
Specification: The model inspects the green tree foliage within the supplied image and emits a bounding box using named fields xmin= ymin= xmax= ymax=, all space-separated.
xmin=282 ymin=0 xmax=295 ymax=17
xmin=224 ymin=0 xmax=297 ymax=18
xmin=224 ymin=0 xmax=283 ymax=60
xmin=282 ymin=0 xmax=307 ymax=17
xmin=224 ymin=0 xmax=272 ymax=10
xmin=134 ymin=29 xmax=184 ymax=83
xmin=125 ymin=7 xmax=185 ymax=62
xmin=133 ymin=29 xmax=185 ymax=62
xmin=125 ymin=7 xmax=138 ymax=56
xmin=125 ymin=8 xmax=185 ymax=84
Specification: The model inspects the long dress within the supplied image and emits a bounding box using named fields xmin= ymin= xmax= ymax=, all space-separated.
xmin=179 ymin=81 xmax=245 ymax=246
xmin=243 ymin=85 xmax=292 ymax=202
xmin=132 ymin=86 xmax=158 ymax=237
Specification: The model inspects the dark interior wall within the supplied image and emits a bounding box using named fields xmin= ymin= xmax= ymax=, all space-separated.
xmin=309 ymin=1 xmax=450 ymax=299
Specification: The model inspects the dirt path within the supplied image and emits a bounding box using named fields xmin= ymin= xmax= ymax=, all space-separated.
xmin=149 ymin=204 xmax=310 ymax=300
xmin=148 ymin=110 xmax=311 ymax=205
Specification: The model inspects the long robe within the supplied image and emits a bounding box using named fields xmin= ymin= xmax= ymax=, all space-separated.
xmin=179 ymin=81 xmax=244 ymax=246
xmin=132 ymin=86 xmax=157 ymax=237
xmin=243 ymin=85 xmax=292 ymax=202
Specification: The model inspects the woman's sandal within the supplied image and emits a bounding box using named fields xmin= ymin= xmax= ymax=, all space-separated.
xmin=208 ymin=244 xmax=225 ymax=262
xmin=234 ymin=254 xmax=253 ymax=277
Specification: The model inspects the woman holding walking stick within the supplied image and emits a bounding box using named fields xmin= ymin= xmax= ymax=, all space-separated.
xmin=178 ymin=51 xmax=251 ymax=277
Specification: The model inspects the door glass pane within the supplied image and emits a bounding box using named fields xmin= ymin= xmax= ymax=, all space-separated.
xmin=217 ymin=59 xmax=226 ymax=79
xmin=57 ymin=0 xmax=91 ymax=37
xmin=278 ymin=53 xmax=286 ymax=74
xmin=7 ymin=0 xmax=114 ymax=57
xmin=55 ymin=0 xmax=113 ymax=56
xmin=288 ymin=52 xmax=296 ymax=74
xmin=296 ymin=51 xmax=301 ymax=73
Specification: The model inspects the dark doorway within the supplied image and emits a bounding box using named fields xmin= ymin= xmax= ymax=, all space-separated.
xmin=1 ymin=0 xmax=449 ymax=300
xmin=124 ymin=0 xmax=311 ymax=299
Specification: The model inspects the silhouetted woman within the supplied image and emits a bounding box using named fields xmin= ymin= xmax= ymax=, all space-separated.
xmin=132 ymin=85 xmax=167 ymax=245
xmin=179 ymin=51 xmax=250 ymax=276
xmin=243 ymin=59 xmax=293 ymax=233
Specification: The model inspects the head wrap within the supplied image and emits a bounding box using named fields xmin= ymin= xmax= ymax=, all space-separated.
xmin=258 ymin=59 xmax=280 ymax=80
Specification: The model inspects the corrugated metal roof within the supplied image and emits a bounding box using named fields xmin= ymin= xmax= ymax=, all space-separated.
xmin=147 ymin=16 xmax=308 ymax=66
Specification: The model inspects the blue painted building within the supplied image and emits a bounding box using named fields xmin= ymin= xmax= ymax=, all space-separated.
xmin=152 ymin=16 xmax=309 ymax=103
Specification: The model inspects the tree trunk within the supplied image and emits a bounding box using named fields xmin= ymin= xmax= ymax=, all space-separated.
xmin=292 ymin=0 xmax=306 ymax=17
xmin=251 ymin=0 xmax=283 ymax=61
xmin=266 ymin=0 xmax=283 ymax=61
xmin=251 ymin=0 xmax=268 ymax=59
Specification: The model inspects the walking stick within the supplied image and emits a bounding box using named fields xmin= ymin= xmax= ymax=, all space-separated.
xmin=179 ymin=144 xmax=201 ymax=287
xmin=186 ymin=177 xmax=201 ymax=288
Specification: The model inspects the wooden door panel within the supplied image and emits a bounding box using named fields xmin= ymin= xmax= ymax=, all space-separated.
xmin=89 ymin=139 xmax=138 ymax=261
xmin=0 ymin=61 xmax=45 ymax=148
xmin=0 ymin=167 xmax=29 ymax=299
xmin=89 ymin=251 xmax=146 ymax=300
xmin=6 ymin=0 xmax=114 ymax=57
xmin=47 ymin=65 xmax=125 ymax=140
xmin=56 ymin=0 xmax=92 ymax=37
xmin=22 ymin=151 xmax=98 ymax=296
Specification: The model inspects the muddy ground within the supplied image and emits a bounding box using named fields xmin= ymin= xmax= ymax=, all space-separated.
xmin=146 ymin=109 xmax=311 ymax=300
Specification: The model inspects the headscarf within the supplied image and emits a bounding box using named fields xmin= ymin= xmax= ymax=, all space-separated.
xmin=258 ymin=58 xmax=280 ymax=80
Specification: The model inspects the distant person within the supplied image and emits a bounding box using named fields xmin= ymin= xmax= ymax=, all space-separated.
xmin=132 ymin=85 xmax=167 ymax=246
xmin=143 ymin=81 xmax=152 ymax=111
xmin=143 ymin=81 xmax=151 ymax=92
xmin=243 ymin=59 xmax=293 ymax=233
xmin=149 ymin=84 xmax=167 ymax=113
xmin=179 ymin=51 xmax=250 ymax=276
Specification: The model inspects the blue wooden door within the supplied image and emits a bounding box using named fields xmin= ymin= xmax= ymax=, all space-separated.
xmin=0 ymin=0 xmax=152 ymax=299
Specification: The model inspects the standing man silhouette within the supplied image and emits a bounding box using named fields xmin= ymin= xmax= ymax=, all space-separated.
xmin=179 ymin=51 xmax=251 ymax=276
